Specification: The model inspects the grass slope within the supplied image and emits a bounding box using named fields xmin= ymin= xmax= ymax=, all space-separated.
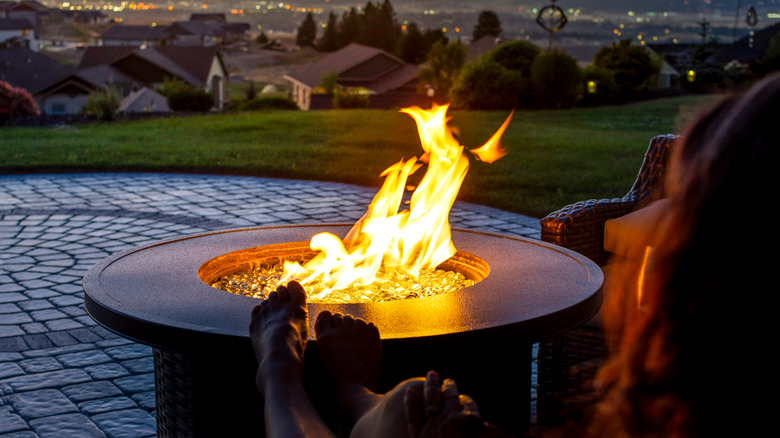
xmin=1 ymin=95 xmax=719 ymax=218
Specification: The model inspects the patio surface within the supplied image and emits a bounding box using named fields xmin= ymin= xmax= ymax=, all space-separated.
xmin=0 ymin=173 xmax=542 ymax=438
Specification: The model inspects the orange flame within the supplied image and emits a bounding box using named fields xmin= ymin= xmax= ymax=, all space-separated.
xmin=281 ymin=104 xmax=512 ymax=300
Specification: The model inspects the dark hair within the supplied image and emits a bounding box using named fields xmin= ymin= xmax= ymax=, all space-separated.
xmin=591 ymin=73 xmax=780 ymax=437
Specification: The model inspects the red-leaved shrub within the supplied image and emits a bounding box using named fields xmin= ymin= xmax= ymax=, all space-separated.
xmin=0 ymin=80 xmax=40 ymax=119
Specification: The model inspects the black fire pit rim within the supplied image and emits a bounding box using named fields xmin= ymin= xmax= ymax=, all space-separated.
xmin=83 ymin=224 xmax=603 ymax=353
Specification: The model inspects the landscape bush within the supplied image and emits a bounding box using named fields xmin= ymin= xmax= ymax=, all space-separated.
xmin=239 ymin=96 xmax=299 ymax=111
xmin=578 ymin=65 xmax=617 ymax=106
xmin=593 ymin=39 xmax=660 ymax=94
xmin=166 ymin=87 xmax=214 ymax=112
xmin=450 ymin=58 xmax=524 ymax=110
xmin=332 ymin=89 xmax=370 ymax=109
xmin=530 ymin=50 xmax=582 ymax=109
xmin=485 ymin=40 xmax=541 ymax=77
xmin=0 ymin=80 xmax=40 ymax=121
xmin=81 ymin=87 xmax=122 ymax=121
xmin=158 ymin=77 xmax=214 ymax=112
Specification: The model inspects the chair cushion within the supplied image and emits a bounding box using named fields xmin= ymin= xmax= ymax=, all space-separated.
xmin=604 ymin=198 xmax=669 ymax=258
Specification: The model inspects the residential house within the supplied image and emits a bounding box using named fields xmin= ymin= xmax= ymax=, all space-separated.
xmin=0 ymin=46 xmax=71 ymax=93
xmin=283 ymin=43 xmax=423 ymax=110
xmin=0 ymin=1 xmax=48 ymax=24
xmin=35 ymin=64 xmax=133 ymax=115
xmin=34 ymin=45 xmax=229 ymax=114
xmin=0 ymin=17 xmax=35 ymax=50
xmin=166 ymin=20 xmax=225 ymax=47
xmin=98 ymin=25 xmax=170 ymax=47
xmin=648 ymin=22 xmax=780 ymax=76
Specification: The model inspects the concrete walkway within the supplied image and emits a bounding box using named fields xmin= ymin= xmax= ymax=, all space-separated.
xmin=0 ymin=173 xmax=541 ymax=438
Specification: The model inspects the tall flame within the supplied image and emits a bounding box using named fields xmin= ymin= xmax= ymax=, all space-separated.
xmin=281 ymin=104 xmax=512 ymax=300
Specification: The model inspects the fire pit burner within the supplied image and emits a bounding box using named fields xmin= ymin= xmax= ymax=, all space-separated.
xmin=201 ymin=242 xmax=489 ymax=302
xmin=83 ymin=224 xmax=602 ymax=437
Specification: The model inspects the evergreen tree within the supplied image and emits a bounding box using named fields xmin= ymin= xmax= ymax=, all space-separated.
xmin=337 ymin=8 xmax=362 ymax=49
xmin=317 ymin=11 xmax=339 ymax=52
xmin=400 ymin=22 xmax=427 ymax=64
xmin=472 ymin=10 xmax=502 ymax=41
xmin=256 ymin=31 xmax=268 ymax=45
xmin=358 ymin=1 xmax=400 ymax=53
xmin=296 ymin=12 xmax=317 ymax=48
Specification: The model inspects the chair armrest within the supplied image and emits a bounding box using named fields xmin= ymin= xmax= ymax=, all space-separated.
xmin=540 ymin=197 xmax=638 ymax=265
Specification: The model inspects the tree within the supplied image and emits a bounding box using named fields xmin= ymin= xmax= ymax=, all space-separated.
xmin=450 ymin=57 xmax=523 ymax=110
xmin=0 ymin=80 xmax=39 ymax=120
xmin=579 ymin=65 xmax=617 ymax=106
xmin=337 ymin=8 xmax=362 ymax=49
xmin=81 ymin=86 xmax=122 ymax=120
xmin=472 ymin=10 xmax=501 ymax=41
xmin=593 ymin=39 xmax=659 ymax=94
xmin=417 ymin=40 xmax=467 ymax=98
xmin=358 ymin=0 xmax=400 ymax=53
xmin=399 ymin=22 xmax=427 ymax=64
xmin=296 ymin=12 xmax=317 ymax=48
xmin=485 ymin=40 xmax=541 ymax=77
xmin=255 ymin=32 xmax=268 ymax=45
xmin=529 ymin=49 xmax=582 ymax=109
xmin=317 ymin=11 xmax=339 ymax=52
xmin=758 ymin=30 xmax=780 ymax=75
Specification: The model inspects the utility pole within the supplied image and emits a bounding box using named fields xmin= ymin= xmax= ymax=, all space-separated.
xmin=733 ymin=0 xmax=742 ymax=43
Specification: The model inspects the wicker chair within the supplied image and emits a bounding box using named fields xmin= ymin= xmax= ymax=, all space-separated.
xmin=536 ymin=134 xmax=677 ymax=426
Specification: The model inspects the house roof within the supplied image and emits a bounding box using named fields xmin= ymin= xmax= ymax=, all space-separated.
xmin=100 ymin=25 xmax=169 ymax=41
xmin=189 ymin=13 xmax=227 ymax=24
xmin=78 ymin=45 xmax=223 ymax=88
xmin=0 ymin=17 xmax=34 ymax=30
xmin=467 ymin=36 xmax=502 ymax=61
xmin=0 ymin=47 xmax=73 ymax=93
xmin=285 ymin=43 xmax=418 ymax=92
xmin=167 ymin=20 xmax=225 ymax=37
xmin=119 ymin=87 xmax=170 ymax=113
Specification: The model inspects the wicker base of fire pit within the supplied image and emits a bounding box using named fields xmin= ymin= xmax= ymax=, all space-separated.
xmin=84 ymin=224 xmax=602 ymax=436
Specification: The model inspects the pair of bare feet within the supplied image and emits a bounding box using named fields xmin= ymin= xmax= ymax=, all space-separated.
xmin=250 ymin=281 xmax=487 ymax=438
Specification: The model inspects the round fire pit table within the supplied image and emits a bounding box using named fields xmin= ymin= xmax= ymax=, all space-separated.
xmin=84 ymin=224 xmax=602 ymax=437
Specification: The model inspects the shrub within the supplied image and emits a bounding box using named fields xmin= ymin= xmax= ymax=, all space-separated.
xmin=529 ymin=50 xmax=582 ymax=109
xmin=450 ymin=58 xmax=524 ymax=110
xmin=578 ymin=65 xmax=617 ymax=106
xmin=239 ymin=96 xmax=299 ymax=111
xmin=593 ymin=39 xmax=660 ymax=94
xmin=485 ymin=40 xmax=541 ymax=77
xmin=166 ymin=86 xmax=214 ymax=112
xmin=0 ymin=80 xmax=40 ymax=120
xmin=81 ymin=86 xmax=122 ymax=121
xmin=332 ymin=89 xmax=369 ymax=109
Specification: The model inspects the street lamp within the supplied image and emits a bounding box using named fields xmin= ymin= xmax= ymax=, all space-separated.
xmin=426 ymin=84 xmax=435 ymax=108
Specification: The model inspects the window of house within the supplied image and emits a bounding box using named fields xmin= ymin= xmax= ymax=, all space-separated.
xmin=50 ymin=103 xmax=66 ymax=114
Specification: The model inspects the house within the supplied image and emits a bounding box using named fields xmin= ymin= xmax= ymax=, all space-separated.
xmin=35 ymin=64 xmax=133 ymax=115
xmin=98 ymin=25 xmax=170 ymax=47
xmin=166 ymin=20 xmax=225 ymax=46
xmin=467 ymin=35 xmax=502 ymax=62
xmin=118 ymin=87 xmax=170 ymax=113
xmin=283 ymin=43 xmax=422 ymax=110
xmin=0 ymin=47 xmax=71 ymax=93
xmin=34 ymin=45 xmax=229 ymax=114
xmin=1 ymin=1 xmax=48 ymax=24
xmin=0 ymin=17 xmax=35 ymax=50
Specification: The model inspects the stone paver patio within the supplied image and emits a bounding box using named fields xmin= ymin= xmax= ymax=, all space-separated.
xmin=1 ymin=173 xmax=541 ymax=437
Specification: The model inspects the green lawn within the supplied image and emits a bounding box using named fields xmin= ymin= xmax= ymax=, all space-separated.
xmin=1 ymin=95 xmax=720 ymax=218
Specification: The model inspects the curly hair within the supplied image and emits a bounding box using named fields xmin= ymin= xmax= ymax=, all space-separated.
xmin=589 ymin=73 xmax=780 ymax=437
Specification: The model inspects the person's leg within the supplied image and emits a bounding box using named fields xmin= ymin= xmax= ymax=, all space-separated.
xmin=250 ymin=281 xmax=335 ymax=438
xmin=314 ymin=310 xmax=383 ymax=432
xmin=314 ymin=311 xmax=486 ymax=438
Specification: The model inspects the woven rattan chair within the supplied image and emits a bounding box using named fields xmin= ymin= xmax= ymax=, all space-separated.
xmin=536 ymin=134 xmax=677 ymax=426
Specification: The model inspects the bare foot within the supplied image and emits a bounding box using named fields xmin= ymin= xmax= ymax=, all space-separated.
xmin=314 ymin=310 xmax=383 ymax=430
xmin=249 ymin=281 xmax=309 ymax=395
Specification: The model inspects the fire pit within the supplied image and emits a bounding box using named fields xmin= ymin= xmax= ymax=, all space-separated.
xmin=83 ymin=223 xmax=602 ymax=437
